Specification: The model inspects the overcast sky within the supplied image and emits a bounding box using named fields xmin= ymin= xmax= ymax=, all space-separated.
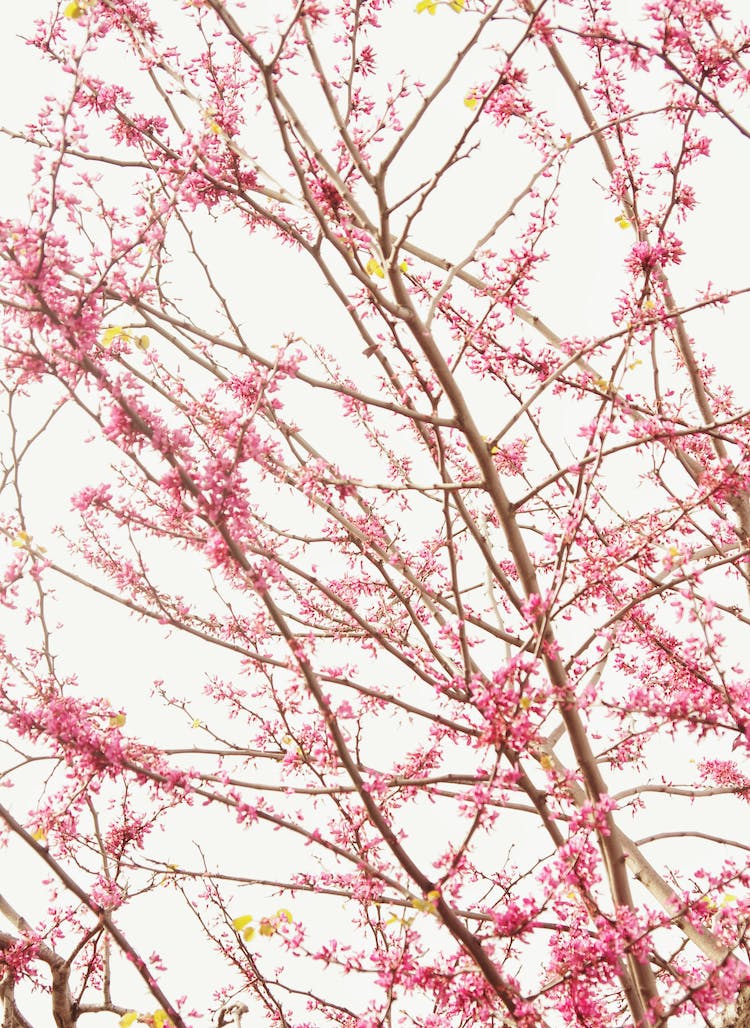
xmin=3 ymin=3 xmax=750 ymax=1027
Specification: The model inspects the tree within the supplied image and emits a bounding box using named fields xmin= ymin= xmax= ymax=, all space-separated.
xmin=1 ymin=0 xmax=750 ymax=1024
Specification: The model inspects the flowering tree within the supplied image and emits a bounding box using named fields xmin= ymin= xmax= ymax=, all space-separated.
xmin=2 ymin=0 xmax=750 ymax=1025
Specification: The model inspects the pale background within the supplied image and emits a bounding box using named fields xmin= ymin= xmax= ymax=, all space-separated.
xmin=2 ymin=2 xmax=750 ymax=1026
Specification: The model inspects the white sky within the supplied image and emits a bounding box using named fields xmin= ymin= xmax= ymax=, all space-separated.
xmin=2 ymin=2 xmax=750 ymax=1027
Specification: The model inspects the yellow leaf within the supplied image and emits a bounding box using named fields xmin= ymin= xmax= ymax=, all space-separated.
xmin=136 ymin=335 xmax=150 ymax=351
xmin=152 ymin=1011 xmax=171 ymax=1028
xmin=258 ymin=919 xmax=275 ymax=937
xmin=614 ymin=214 xmax=631 ymax=230
xmin=519 ymin=696 xmax=531 ymax=709
xmin=120 ymin=1014 xmax=138 ymax=1028
xmin=191 ymin=718 xmax=202 ymax=728
xmin=398 ymin=259 xmax=408 ymax=273
xmin=159 ymin=865 xmax=177 ymax=886
xmin=11 ymin=531 xmax=31 ymax=548
xmin=464 ymin=93 xmax=479 ymax=110
xmin=101 ymin=326 xmax=124 ymax=348
xmin=415 ymin=0 xmax=437 ymax=11
xmin=276 ymin=908 xmax=293 ymax=923
xmin=410 ymin=890 xmax=440 ymax=914
xmin=232 ymin=915 xmax=253 ymax=931
xmin=64 ymin=0 xmax=82 ymax=16
xmin=365 ymin=257 xmax=384 ymax=279
xmin=109 ymin=713 xmax=127 ymax=729
xmin=449 ymin=0 xmax=465 ymax=10
xmin=242 ymin=926 xmax=255 ymax=941
xmin=32 ymin=828 xmax=47 ymax=842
